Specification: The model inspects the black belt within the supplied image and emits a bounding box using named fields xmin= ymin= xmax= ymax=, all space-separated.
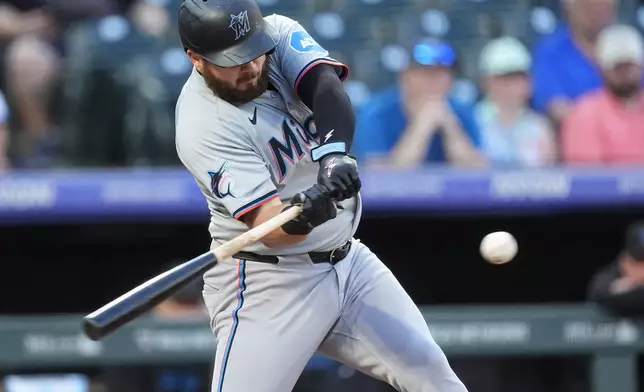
xmin=233 ymin=240 xmax=351 ymax=265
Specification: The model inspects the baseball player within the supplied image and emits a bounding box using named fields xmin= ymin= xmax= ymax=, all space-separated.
xmin=174 ymin=1 xmax=468 ymax=391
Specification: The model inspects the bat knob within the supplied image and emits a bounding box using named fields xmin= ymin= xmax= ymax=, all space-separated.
xmin=82 ymin=318 xmax=104 ymax=341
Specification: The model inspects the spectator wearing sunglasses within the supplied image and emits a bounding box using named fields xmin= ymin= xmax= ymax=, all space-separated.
xmin=353 ymin=38 xmax=485 ymax=169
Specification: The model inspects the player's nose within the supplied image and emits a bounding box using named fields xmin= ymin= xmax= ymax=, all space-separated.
xmin=241 ymin=58 xmax=261 ymax=73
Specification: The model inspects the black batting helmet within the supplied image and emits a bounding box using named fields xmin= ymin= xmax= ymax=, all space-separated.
xmin=178 ymin=0 xmax=279 ymax=68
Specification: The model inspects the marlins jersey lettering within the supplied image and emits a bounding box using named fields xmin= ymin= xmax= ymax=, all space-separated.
xmin=175 ymin=14 xmax=361 ymax=255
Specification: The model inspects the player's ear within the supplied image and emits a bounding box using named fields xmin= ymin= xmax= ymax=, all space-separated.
xmin=186 ymin=49 xmax=204 ymax=73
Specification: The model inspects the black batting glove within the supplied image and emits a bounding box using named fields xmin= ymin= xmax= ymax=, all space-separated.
xmin=316 ymin=153 xmax=361 ymax=202
xmin=281 ymin=184 xmax=337 ymax=235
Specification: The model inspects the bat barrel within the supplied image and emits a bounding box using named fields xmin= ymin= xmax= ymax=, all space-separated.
xmin=82 ymin=205 xmax=302 ymax=341
xmin=82 ymin=252 xmax=218 ymax=341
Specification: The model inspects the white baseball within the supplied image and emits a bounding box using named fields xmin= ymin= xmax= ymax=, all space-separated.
xmin=480 ymin=231 xmax=517 ymax=264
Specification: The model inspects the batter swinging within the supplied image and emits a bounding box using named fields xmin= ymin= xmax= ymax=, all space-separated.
xmin=175 ymin=1 xmax=468 ymax=391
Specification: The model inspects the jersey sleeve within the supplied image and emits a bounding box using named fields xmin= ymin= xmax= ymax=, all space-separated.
xmin=265 ymin=14 xmax=349 ymax=93
xmin=177 ymin=116 xmax=278 ymax=221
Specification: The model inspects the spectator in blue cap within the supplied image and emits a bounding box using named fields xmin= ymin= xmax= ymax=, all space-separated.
xmin=353 ymin=38 xmax=485 ymax=168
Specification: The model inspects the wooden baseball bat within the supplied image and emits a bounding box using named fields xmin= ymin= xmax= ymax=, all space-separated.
xmin=82 ymin=205 xmax=303 ymax=341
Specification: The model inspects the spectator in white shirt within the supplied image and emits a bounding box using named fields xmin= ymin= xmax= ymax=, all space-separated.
xmin=475 ymin=37 xmax=557 ymax=168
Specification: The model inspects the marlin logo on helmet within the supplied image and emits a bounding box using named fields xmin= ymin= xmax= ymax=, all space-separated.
xmin=230 ymin=10 xmax=251 ymax=40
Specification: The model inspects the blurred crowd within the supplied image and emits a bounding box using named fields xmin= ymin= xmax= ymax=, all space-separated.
xmin=0 ymin=0 xmax=181 ymax=169
xmin=0 ymin=0 xmax=643 ymax=171
xmin=355 ymin=0 xmax=644 ymax=169
xmin=0 ymin=0 xmax=115 ymax=168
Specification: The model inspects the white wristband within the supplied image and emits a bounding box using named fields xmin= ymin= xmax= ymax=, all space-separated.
xmin=311 ymin=142 xmax=347 ymax=162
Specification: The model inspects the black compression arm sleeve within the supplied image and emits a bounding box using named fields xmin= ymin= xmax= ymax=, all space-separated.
xmin=297 ymin=64 xmax=355 ymax=153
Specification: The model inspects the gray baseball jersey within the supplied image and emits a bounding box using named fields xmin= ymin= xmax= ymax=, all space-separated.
xmin=176 ymin=14 xmax=360 ymax=256
xmin=175 ymin=14 xmax=467 ymax=392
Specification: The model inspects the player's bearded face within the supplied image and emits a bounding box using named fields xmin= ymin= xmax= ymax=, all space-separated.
xmin=202 ymin=55 xmax=270 ymax=104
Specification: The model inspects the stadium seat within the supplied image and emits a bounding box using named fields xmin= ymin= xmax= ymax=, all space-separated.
xmin=58 ymin=16 xmax=168 ymax=166
xmin=109 ymin=46 xmax=189 ymax=167
xmin=258 ymin=0 xmax=303 ymax=18
xmin=68 ymin=15 xmax=164 ymax=70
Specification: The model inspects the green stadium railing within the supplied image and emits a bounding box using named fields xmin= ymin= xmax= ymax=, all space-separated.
xmin=0 ymin=304 xmax=640 ymax=392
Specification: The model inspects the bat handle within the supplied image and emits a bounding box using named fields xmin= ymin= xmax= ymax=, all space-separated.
xmin=212 ymin=204 xmax=303 ymax=259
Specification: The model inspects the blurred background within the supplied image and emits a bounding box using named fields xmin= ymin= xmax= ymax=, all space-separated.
xmin=1 ymin=0 xmax=644 ymax=391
